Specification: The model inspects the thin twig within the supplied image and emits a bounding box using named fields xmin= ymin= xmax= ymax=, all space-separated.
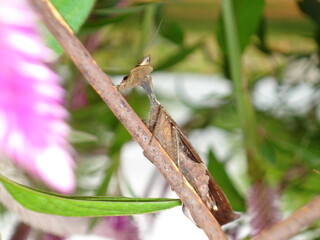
xmin=28 ymin=0 xmax=226 ymax=239
xmin=253 ymin=196 xmax=320 ymax=240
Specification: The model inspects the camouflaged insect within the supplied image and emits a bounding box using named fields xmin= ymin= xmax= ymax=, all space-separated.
xmin=117 ymin=56 xmax=240 ymax=225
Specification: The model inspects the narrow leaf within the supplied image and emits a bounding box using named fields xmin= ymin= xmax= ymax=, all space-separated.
xmin=159 ymin=21 xmax=184 ymax=45
xmin=69 ymin=129 xmax=98 ymax=143
xmin=272 ymin=137 xmax=319 ymax=165
xmin=154 ymin=42 xmax=201 ymax=71
xmin=216 ymin=0 xmax=264 ymax=53
xmin=260 ymin=138 xmax=277 ymax=164
xmin=93 ymin=5 xmax=147 ymax=15
xmin=0 ymin=175 xmax=181 ymax=217
xmin=83 ymin=15 xmax=126 ymax=30
xmin=297 ymin=0 xmax=320 ymax=25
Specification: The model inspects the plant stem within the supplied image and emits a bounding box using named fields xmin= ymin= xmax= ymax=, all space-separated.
xmin=221 ymin=0 xmax=265 ymax=180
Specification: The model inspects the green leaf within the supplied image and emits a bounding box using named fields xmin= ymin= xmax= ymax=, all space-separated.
xmin=46 ymin=0 xmax=95 ymax=53
xmin=0 ymin=175 xmax=181 ymax=217
xmin=260 ymin=138 xmax=277 ymax=164
xmin=235 ymin=0 xmax=264 ymax=51
xmin=82 ymin=15 xmax=127 ymax=31
xmin=85 ymin=3 xmax=162 ymax=32
xmin=300 ymin=173 xmax=320 ymax=192
xmin=93 ymin=5 xmax=147 ymax=15
xmin=159 ymin=21 xmax=184 ymax=45
xmin=297 ymin=0 xmax=320 ymax=25
xmin=207 ymin=150 xmax=245 ymax=211
xmin=69 ymin=129 xmax=98 ymax=143
xmin=216 ymin=0 xmax=264 ymax=53
xmin=272 ymin=137 xmax=319 ymax=165
xmin=154 ymin=42 xmax=201 ymax=71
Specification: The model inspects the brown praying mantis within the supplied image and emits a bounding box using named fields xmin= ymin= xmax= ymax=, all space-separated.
xmin=117 ymin=56 xmax=240 ymax=225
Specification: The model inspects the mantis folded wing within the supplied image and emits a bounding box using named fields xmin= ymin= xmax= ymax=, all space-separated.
xmin=117 ymin=56 xmax=240 ymax=225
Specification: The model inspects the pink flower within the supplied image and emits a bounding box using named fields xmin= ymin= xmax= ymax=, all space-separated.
xmin=103 ymin=216 xmax=140 ymax=240
xmin=42 ymin=233 xmax=64 ymax=240
xmin=0 ymin=0 xmax=75 ymax=194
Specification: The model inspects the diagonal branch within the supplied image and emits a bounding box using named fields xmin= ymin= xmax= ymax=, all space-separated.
xmin=253 ymin=196 xmax=320 ymax=240
xmin=27 ymin=0 xmax=226 ymax=239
